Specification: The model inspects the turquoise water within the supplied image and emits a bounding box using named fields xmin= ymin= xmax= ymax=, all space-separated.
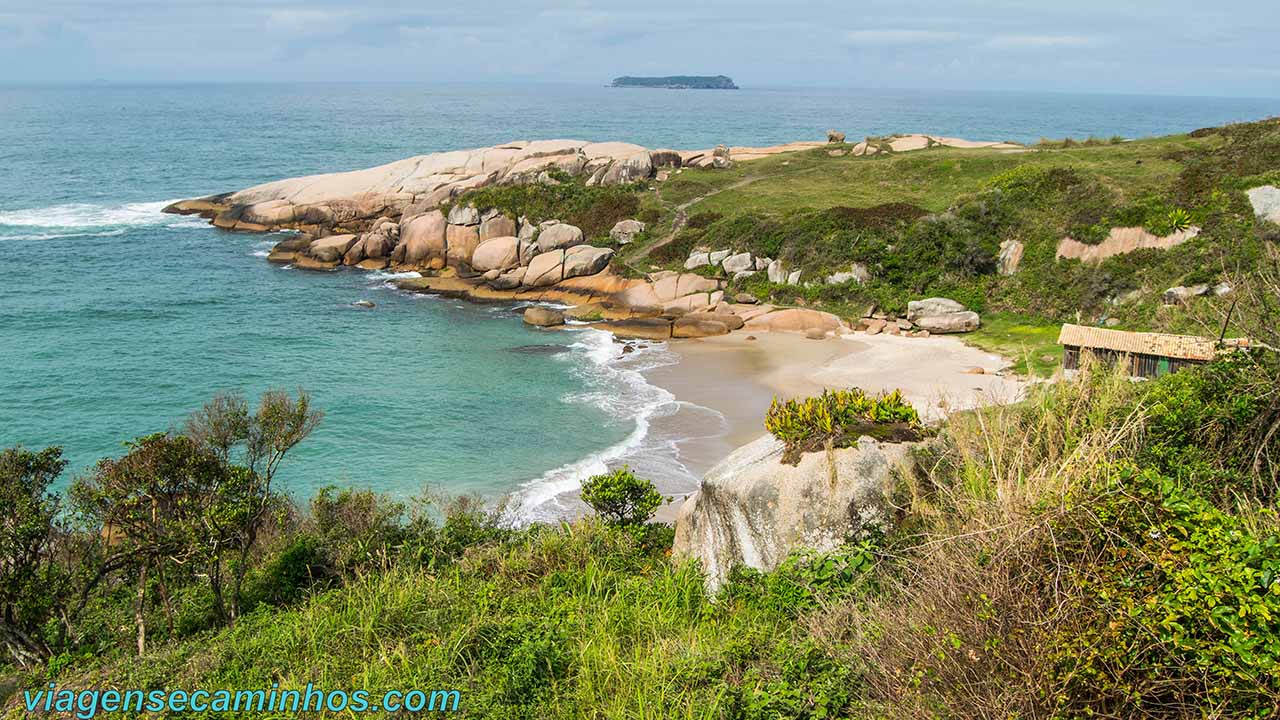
xmin=2 ymin=83 xmax=1276 ymax=513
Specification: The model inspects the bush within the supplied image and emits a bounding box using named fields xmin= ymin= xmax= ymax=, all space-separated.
xmin=452 ymin=178 xmax=641 ymax=238
xmin=579 ymin=466 xmax=663 ymax=526
xmin=1044 ymin=465 xmax=1280 ymax=716
xmin=765 ymin=388 xmax=921 ymax=462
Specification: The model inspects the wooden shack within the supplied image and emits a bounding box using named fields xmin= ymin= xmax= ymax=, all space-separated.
xmin=1058 ymin=324 xmax=1224 ymax=378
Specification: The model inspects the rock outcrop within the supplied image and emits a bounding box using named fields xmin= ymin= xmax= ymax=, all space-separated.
xmin=906 ymin=298 xmax=979 ymax=334
xmin=1249 ymin=185 xmax=1280 ymax=224
xmin=673 ymin=434 xmax=916 ymax=591
xmin=1056 ymin=226 xmax=1200 ymax=264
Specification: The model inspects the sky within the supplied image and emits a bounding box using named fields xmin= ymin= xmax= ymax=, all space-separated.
xmin=1 ymin=1 xmax=1277 ymax=97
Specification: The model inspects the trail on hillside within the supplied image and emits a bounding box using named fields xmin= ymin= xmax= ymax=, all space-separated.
xmin=636 ymin=165 xmax=824 ymax=261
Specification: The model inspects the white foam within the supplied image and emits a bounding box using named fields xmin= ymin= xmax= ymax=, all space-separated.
xmin=0 ymin=199 xmax=205 ymax=240
xmin=511 ymin=329 xmax=725 ymax=522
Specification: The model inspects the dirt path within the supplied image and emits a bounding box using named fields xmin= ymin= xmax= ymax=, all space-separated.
xmin=635 ymin=165 xmax=826 ymax=261
xmin=636 ymin=175 xmax=766 ymax=261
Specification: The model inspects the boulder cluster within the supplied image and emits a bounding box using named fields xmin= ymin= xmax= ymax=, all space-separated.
xmin=683 ymin=247 xmax=802 ymax=285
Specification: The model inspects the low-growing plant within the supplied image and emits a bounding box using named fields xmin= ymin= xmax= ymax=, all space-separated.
xmin=765 ymin=388 xmax=921 ymax=462
xmin=579 ymin=466 xmax=664 ymax=526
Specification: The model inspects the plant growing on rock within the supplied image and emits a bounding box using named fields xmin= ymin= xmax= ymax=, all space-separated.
xmin=580 ymin=466 xmax=664 ymax=526
xmin=765 ymin=388 xmax=921 ymax=462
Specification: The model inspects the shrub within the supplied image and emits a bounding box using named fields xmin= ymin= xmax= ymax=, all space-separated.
xmin=579 ymin=466 xmax=664 ymax=526
xmin=765 ymin=388 xmax=921 ymax=462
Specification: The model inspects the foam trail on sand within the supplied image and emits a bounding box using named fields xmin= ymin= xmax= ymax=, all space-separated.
xmin=513 ymin=329 xmax=726 ymax=522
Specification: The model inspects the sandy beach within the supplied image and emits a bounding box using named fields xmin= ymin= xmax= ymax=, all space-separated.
xmin=644 ymin=330 xmax=1027 ymax=520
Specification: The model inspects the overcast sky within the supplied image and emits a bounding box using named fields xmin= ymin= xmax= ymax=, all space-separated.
xmin=1 ymin=1 xmax=1277 ymax=97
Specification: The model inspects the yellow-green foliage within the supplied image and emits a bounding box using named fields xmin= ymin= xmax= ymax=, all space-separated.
xmin=764 ymin=388 xmax=920 ymax=447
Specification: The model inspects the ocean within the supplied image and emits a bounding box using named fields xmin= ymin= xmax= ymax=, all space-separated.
xmin=1 ymin=83 xmax=1275 ymax=516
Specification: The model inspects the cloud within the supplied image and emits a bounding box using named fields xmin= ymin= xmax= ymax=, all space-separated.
xmin=0 ymin=1 xmax=1276 ymax=96
xmin=844 ymin=29 xmax=960 ymax=46
xmin=983 ymin=34 xmax=1095 ymax=49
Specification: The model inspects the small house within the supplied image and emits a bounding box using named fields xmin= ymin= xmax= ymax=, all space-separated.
xmin=1058 ymin=324 xmax=1242 ymax=378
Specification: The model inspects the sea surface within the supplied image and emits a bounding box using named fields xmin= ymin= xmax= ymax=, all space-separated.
xmin=1 ymin=83 xmax=1275 ymax=516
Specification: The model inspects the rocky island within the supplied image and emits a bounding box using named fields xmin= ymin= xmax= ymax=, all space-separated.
xmin=611 ymin=75 xmax=739 ymax=89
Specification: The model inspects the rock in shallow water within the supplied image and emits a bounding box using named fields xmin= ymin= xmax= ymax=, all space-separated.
xmin=522 ymin=307 xmax=565 ymax=327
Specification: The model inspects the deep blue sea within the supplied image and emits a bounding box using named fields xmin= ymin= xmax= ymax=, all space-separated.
xmin=1 ymin=83 xmax=1276 ymax=515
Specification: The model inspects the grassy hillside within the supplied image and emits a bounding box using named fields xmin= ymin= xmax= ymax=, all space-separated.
xmin=445 ymin=118 xmax=1279 ymax=373
xmin=619 ymin=119 xmax=1279 ymax=333
xmin=10 ymin=352 xmax=1278 ymax=719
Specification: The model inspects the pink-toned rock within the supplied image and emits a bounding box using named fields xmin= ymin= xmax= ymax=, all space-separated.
xmin=445 ymin=224 xmax=481 ymax=266
xmin=1056 ymin=227 xmax=1199 ymax=264
xmin=684 ymin=312 xmax=745 ymax=331
xmin=399 ymin=211 xmax=447 ymax=266
xmin=471 ymin=236 xmax=521 ymax=272
xmin=673 ymin=317 xmax=730 ymax=338
xmin=525 ymin=250 xmax=565 ymax=287
xmin=479 ymin=214 xmax=517 ymax=241
xmin=676 ymin=274 xmax=720 ymax=298
xmin=309 ymin=234 xmax=357 ymax=262
xmin=745 ymin=308 xmax=845 ymax=335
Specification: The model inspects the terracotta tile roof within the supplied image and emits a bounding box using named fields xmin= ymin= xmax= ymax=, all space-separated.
xmin=1057 ymin=324 xmax=1222 ymax=361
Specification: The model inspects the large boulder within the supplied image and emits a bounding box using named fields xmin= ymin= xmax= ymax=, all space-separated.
xmin=610 ymin=219 xmax=646 ymax=245
xmin=683 ymin=311 xmax=745 ymax=331
xmin=536 ymin=223 xmax=585 ymax=253
xmin=766 ymin=259 xmax=788 ymax=284
xmin=906 ymin=297 xmax=979 ymax=334
xmin=562 ymin=246 xmax=615 ymax=278
xmin=907 ymin=297 xmax=966 ymax=318
xmin=673 ymin=434 xmax=914 ymax=591
xmin=598 ymin=150 xmax=653 ymax=185
xmin=479 ymin=214 xmax=517 ymax=241
xmin=827 ymin=129 xmax=846 ymax=143
xmin=525 ymin=250 xmax=565 ymax=287
xmin=589 ymin=318 xmax=672 ymax=340
xmin=721 ymin=252 xmax=753 ymax=274
xmin=445 ymin=224 xmax=481 ymax=266
xmin=471 ymin=236 xmax=522 ymax=272
xmin=308 ymin=234 xmax=357 ymax=262
xmin=672 ymin=317 xmax=731 ymax=338
xmin=447 ymin=204 xmax=480 ymax=226
xmin=685 ymin=252 xmax=711 ymax=270
xmin=523 ymin=307 xmax=565 ymax=327
xmin=743 ymin=308 xmax=844 ymax=335
xmin=1247 ymin=185 xmax=1280 ymax=224
xmin=399 ymin=211 xmax=447 ymax=266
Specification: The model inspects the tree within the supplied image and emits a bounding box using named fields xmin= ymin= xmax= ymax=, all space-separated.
xmin=71 ymin=433 xmax=226 ymax=654
xmin=185 ymin=389 xmax=322 ymax=620
xmin=0 ymin=446 xmax=68 ymax=667
xmin=580 ymin=467 xmax=664 ymax=526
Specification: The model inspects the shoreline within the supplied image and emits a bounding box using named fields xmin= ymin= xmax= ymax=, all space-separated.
xmin=636 ymin=330 xmax=1028 ymax=522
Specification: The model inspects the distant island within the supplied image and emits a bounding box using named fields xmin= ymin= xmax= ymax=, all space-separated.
xmin=611 ymin=75 xmax=738 ymax=90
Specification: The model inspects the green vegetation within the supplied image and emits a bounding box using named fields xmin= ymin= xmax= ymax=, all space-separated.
xmin=579 ymin=466 xmax=664 ymax=526
xmin=622 ymin=117 xmax=1280 ymax=339
xmin=3 ymin=346 xmax=1280 ymax=717
xmin=765 ymin=388 xmax=922 ymax=461
xmin=5 ymin=119 xmax=1280 ymax=718
xmin=444 ymin=118 xmax=1280 ymax=351
xmin=611 ymin=75 xmax=738 ymax=90
xmin=963 ymin=312 xmax=1064 ymax=376
xmin=450 ymin=171 xmax=642 ymax=240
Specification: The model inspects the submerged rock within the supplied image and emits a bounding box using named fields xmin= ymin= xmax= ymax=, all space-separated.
xmin=673 ymin=434 xmax=916 ymax=591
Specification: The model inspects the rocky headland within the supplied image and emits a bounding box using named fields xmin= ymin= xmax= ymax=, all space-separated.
xmin=164 ymin=134 xmax=1010 ymax=343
